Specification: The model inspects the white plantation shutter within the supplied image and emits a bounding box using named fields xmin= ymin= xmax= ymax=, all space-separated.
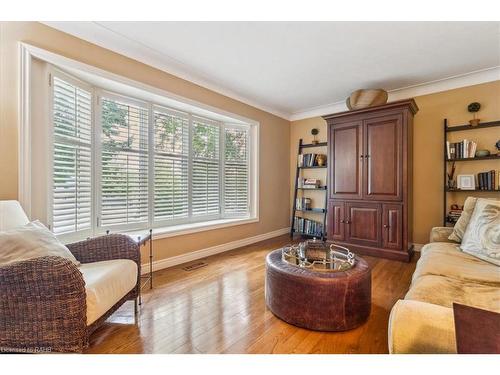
xmin=99 ymin=96 xmax=149 ymax=228
xmin=51 ymin=76 xmax=92 ymax=235
xmin=224 ymin=127 xmax=249 ymax=215
xmin=192 ymin=117 xmax=220 ymax=216
xmin=46 ymin=68 xmax=254 ymax=239
xmin=153 ymin=107 xmax=189 ymax=222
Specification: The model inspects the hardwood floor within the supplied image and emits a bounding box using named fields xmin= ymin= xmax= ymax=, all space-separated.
xmin=85 ymin=235 xmax=418 ymax=354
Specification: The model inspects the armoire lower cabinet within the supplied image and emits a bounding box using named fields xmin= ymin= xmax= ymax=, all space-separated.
xmin=323 ymin=99 xmax=418 ymax=261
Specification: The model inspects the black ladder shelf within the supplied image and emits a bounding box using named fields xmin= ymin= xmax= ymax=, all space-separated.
xmin=291 ymin=138 xmax=328 ymax=241
xmin=443 ymin=118 xmax=500 ymax=226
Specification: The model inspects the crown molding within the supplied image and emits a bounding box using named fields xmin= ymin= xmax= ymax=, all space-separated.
xmin=39 ymin=23 xmax=500 ymax=123
xmin=42 ymin=21 xmax=291 ymax=120
xmin=289 ymin=66 xmax=500 ymax=121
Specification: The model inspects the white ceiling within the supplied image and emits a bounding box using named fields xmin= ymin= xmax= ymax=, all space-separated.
xmin=44 ymin=22 xmax=500 ymax=120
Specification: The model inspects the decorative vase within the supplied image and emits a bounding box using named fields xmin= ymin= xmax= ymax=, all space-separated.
xmin=469 ymin=119 xmax=480 ymax=126
xmin=475 ymin=150 xmax=490 ymax=157
xmin=346 ymin=89 xmax=388 ymax=110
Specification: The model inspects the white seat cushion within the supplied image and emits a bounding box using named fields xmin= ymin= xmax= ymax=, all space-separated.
xmin=79 ymin=259 xmax=138 ymax=325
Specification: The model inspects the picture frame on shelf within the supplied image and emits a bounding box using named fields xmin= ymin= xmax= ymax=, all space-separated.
xmin=457 ymin=174 xmax=476 ymax=190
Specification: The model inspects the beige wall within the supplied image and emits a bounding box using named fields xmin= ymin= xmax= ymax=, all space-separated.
xmin=290 ymin=81 xmax=500 ymax=245
xmin=0 ymin=22 xmax=290 ymax=262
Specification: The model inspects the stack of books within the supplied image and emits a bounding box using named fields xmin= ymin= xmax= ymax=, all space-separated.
xmin=295 ymin=197 xmax=312 ymax=210
xmin=297 ymin=153 xmax=326 ymax=167
xmin=293 ymin=217 xmax=324 ymax=237
xmin=446 ymin=140 xmax=477 ymax=159
xmin=447 ymin=208 xmax=463 ymax=223
xmin=477 ymin=170 xmax=499 ymax=190
xmin=298 ymin=178 xmax=321 ymax=189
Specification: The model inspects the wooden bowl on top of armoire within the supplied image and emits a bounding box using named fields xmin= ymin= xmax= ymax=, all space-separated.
xmin=346 ymin=89 xmax=388 ymax=110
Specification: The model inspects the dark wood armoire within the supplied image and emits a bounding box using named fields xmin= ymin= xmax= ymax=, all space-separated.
xmin=323 ymin=99 xmax=418 ymax=262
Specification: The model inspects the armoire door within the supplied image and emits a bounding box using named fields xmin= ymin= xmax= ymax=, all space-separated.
xmin=329 ymin=121 xmax=363 ymax=200
xmin=327 ymin=200 xmax=345 ymax=241
xmin=382 ymin=204 xmax=402 ymax=250
xmin=363 ymin=114 xmax=403 ymax=201
xmin=345 ymin=202 xmax=381 ymax=247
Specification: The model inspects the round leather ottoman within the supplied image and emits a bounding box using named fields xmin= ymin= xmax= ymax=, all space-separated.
xmin=265 ymin=249 xmax=371 ymax=331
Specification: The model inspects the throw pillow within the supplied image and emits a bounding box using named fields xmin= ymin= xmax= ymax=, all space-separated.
xmin=0 ymin=220 xmax=80 ymax=267
xmin=460 ymin=198 xmax=500 ymax=266
xmin=448 ymin=197 xmax=498 ymax=243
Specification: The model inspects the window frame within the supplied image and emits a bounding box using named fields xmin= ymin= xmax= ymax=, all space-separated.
xmin=47 ymin=66 xmax=257 ymax=241
xmin=191 ymin=114 xmax=223 ymax=220
xmin=95 ymin=89 xmax=151 ymax=234
xmin=151 ymin=104 xmax=191 ymax=228
xmin=222 ymin=123 xmax=251 ymax=218
xmin=48 ymin=68 xmax=96 ymax=243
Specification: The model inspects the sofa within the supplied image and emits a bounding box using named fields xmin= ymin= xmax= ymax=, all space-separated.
xmin=0 ymin=201 xmax=141 ymax=352
xmin=388 ymin=226 xmax=500 ymax=353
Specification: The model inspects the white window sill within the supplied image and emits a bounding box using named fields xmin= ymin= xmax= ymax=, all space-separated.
xmin=126 ymin=216 xmax=259 ymax=241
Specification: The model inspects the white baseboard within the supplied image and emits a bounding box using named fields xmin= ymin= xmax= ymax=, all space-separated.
xmin=412 ymin=243 xmax=425 ymax=252
xmin=141 ymin=227 xmax=289 ymax=274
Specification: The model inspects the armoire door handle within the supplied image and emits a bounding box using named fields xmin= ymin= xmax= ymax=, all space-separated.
xmin=340 ymin=219 xmax=345 ymax=223
xmin=359 ymin=155 xmax=364 ymax=159
xmin=345 ymin=220 xmax=351 ymax=224
xmin=383 ymin=224 xmax=389 ymax=228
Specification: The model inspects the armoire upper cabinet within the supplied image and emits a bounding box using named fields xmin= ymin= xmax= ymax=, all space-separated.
xmin=328 ymin=121 xmax=363 ymax=200
xmin=324 ymin=99 xmax=418 ymax=262
xmin=363 ymin=113 xmax=403 ymax=201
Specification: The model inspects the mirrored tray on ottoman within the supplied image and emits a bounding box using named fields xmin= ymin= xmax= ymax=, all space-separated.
xmin=281 ymin=238 xmax=356 ymax=272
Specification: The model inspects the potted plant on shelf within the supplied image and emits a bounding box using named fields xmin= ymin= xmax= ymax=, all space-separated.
xmin=468 ymin=102 xmax=481 ymax=126
xmin=311 ymin=128 xmax=319 ymax=145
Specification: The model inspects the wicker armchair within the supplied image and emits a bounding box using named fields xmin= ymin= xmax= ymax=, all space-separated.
xmin=0 ymin=202 xmax=141 ymax=353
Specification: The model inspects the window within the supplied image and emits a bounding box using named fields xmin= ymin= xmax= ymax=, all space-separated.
xmin=192 ymin=117 xmax=220 ymax=217
xmin=153 ymin=107 xmax=189 ymax=222
xmin=99 ymin=95 xmax=149 ymax=229
xmin=49 ymin=69 xmax=256 ymax=240
xmin=51 ymin=76 xmax=92 ymax=236
xmin=224 ymin=127 xmax=249 ymax=215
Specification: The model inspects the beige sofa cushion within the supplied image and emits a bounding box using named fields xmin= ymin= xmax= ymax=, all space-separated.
xmin=460 ymin=198 xmax=500 ymax=266
xmin=79 ymin=259 xmax=138 ymax=325
xmin=405 ymin=274 xmax=500 ymax=312
xmin=388 ymin=299 xmax=456 ymax=354
xmin=0 ymin=220 xmax=80 ymax=267
xmin=415 ymin=242 xmax=500 ymax=285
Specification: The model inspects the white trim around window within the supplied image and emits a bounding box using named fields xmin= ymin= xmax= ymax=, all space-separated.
xmin=19 ymin=43 xmax=260 ymax=242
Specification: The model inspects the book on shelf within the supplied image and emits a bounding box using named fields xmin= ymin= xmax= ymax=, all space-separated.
xmin=477 ymin=170 xmax=499 ymax=190
xmin=446 ymin=139 xmax=477 ymax=159
xmin=293 ymin=216 xmax=324 ymax=237
xmin=297 ymin=153 xmax=326 ymax=167
xmin=447 ymin=209 xmax=463 ymax=222
xmin=297 ymin=178 xmax=323 ymax=189
xmin=295 ymin=197 xmax=312 ymax=210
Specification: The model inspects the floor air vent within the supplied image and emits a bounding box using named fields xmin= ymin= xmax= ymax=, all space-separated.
xmin=182 ymin=262 xmax=208 ymax=271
